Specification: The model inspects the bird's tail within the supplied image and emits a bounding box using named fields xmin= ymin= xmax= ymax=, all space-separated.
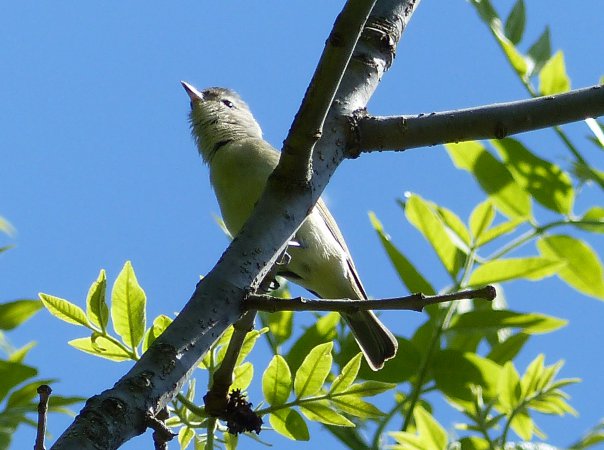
xmin=344 ymin=311 xmax=398 ymax=371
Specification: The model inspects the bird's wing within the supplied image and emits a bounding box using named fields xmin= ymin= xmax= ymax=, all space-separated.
xmin=315 ymin=199 xmax=368 ymax=300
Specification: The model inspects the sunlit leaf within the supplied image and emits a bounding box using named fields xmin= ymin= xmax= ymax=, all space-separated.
xmin=537 ymin=235 xmax=604 ymax=300
xmin=449 ymin=310 xmax=566 ymax=335
xmin=231 ymin=362 xmax=254 ymax=391
xmin=39 ymin=294 xmax=90 ymax=328
xmin=527 ymin=27 xmax=551 ymax=75
xmin=469 ymin=200 xmax=495 ymax=243
xmin=576 ymin=206 xmax=604 ymax=234
xmin=445 ymin=142 xmax=531 ymax=218
xmin=539 ymin=51 xmax=571 ymax=95
xmin=300 ymin=400 xmax=354 ymax=426
xmin=493 ymin=138 xmax=574 ymax=214
xmin=494 ymin=29 xmax=528 ymax=77
xmin=487 ymin=333 xmax=530 ymax=364
xmin=404 ymin=194 xmax=465 ymax=276
xmin=390 ymin=406 xmax=447 ymax=450
xmin=86 ymin=269 xmax=109 ymax=332
xmin=330 ymin=394 xmax=384 ymax=419
xmin=68 ymin=336 xmax=131 ymax=362
xmin=370 ymin=212 xmax=435 ymax=294
xmin=330 ymin=353 xmax=362 ymax=394
xmin=142 ymin=314 xmax=172 ymax=352
xmin=111 ymin=261 xmax=146 ymax=350
xmin=294 ymin=342 xmax=333 ymax=398
xmin=269 ymin=408 xmax=309 ymax=441
xmin=468 ymin=257 xmax=564 ymax=285
xmin=497 ymin=361 xmax=521 ymax=412
xmin=262 ymin=355 xmax=292 ymax=406
xmin=287 ymin=312 xmax=338 ymax=374
xmin=0 ymin=361 xmax=37 ymax=402
xmin=476 ymin=217 xmax=524 ymax=247
xmin=260 ymin=308 xmax=293 ymax=346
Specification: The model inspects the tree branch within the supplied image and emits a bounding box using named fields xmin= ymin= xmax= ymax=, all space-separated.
xmin=245 ymin=286 xmax=495 ymax=313
xmin=359 ymin=84 xmax=604 ymax=152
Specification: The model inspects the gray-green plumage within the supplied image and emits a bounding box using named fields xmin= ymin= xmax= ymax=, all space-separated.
xmin=182 ymin=82 xmax=397 ymax=370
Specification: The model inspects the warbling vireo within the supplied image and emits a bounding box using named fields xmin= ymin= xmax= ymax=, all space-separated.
xmin=182 ymin=81 xmax=397 ymax=370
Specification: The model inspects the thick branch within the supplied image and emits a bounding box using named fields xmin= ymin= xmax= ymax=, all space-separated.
xmin=245 ymin=286 xmax=495 ymax=313
xmin=359 ymin=84 xmax=604 ymax=152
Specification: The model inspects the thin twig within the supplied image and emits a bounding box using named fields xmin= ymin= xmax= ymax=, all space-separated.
xmin=359 ymin=84 xmax=604 ymax=152
xmin=244 ymin=286 xmax=495 ymax=313
xmin=34 ymin=385 xmax=52 ymax=450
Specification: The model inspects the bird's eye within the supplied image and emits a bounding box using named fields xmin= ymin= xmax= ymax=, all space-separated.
xmin=221 ymin=99 xmax=234 ymax=108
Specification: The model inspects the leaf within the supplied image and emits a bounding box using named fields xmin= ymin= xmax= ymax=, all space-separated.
xmin=354 ymin=336 xmax=421 ymax=383
xmin=445 ymin=142 xmax=531 ymax=218
xmin=469 ymin=257 xmax=564 ymax=285
xmin=69 ymin=336 xmax=132 ymax=361
xmin=539 ymin=51 xmax=571 ymax=95
xmin=510 ymin=407 xmax=534 ymax=440
xmin=0 ymin=361 xmax=37 ymax=402
xmin=86 ymin=269 xmax=109 ymax=331
xmin=294 ymin=342 xmax=333 ymax=398
xmin=504 ymin=0 xmax=525 ymax=45
xmin=435 ymin=204 xmax=471 ymax=248
xmin=231 ymin=362 xmax=254 ymax=391
xmin=287 ymin=312 xmax=339 ymax=374
xmin=404 ymin=194 xmax=465 ymax=276
xmin=586 ymin=118 xmax=604 ymax=149
xmin=476 ymin=217 xmax=524 ymax=247
xmin=487 ymin=333 xmax=530 ymax=364
xmin=537 ymin=235 xmax=604 ymax=300
xmin=111 ymin=261 xmax=146 ymax=350
xmin=178 ymin=426 xmax=195 ymax=449
xmin=330 ymin=353 xmax=362 ymax=394
xmin=0 ymin=299 xmax=42 ymax=330
xmin=449 ymin=310 xmax=566 ymax=335
xmin=469 ymin=200 xmax=495 ymax=242
xmin=527 ymin=27 xmax=551 ymax=75
xmin=390 ymin=406 xmax=447 ymax=450
xmin=8 ymin=342 xmax=36 ymax=363
xmin=39 ymin=293 xmax=90 ymax=328
xmin=493 ymin=138 xmax=574 ymax=214
xmin=370 ymin=212 xmax=435 ymax=294
xmin=497 ymin=361 xmax=521 ymax=412
xmin=577 ymin=206 xmax=604 ymax=233
xmin=0 ymin=216 xmax=15 ymax=236
xmin=260 ymin=309 xmax=293 ymax=346
xmin=337 ymin=380 xmax=395 ymax=397
xmin=262 ymin=355 xmax=292 ymax=406
xmin=269 ymin=408 xmax=309 ymax=441
xmin=494 ymin=29 xmax=528 ymax=77
xmin=142 ymin=314 xmax=172 ymax=352
xmin=432 ymin=350 xmax=501 ymax=403
xmin=299 ymin=400 xmax=354 ymax=426
xmin=330 ymin=394 xmax=384 ymax=419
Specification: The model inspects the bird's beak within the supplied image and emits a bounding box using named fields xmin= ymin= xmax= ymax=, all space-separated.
xmin=181 ymin=81 xmax=204 ymax=101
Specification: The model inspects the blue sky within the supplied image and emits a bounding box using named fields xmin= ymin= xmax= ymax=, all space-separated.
xmin=1 ymin=1 xmax=603 ymax=448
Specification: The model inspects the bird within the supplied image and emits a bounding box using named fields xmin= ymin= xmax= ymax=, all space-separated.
xmin=182 ymin=81 xmax=397 ymax=370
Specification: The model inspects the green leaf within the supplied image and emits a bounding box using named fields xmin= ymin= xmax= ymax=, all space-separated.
xmin=586 ymin=118 xmax=604 ymax=149
xmin=433 ymin=350 xmax=501 ymax=403
xmin=527 ymin=27 xmax=551 ymax=75
xmin=0 ymin=299 xmax=42 ymax=330
xmin=369 ymin=212 xmax=435 ymax=294
xmin=260 ymin=309 xmax=293 ymax=346
xmin=449 ymin=310 xmax=566 ymax=335
xmin=476 ymin=217 xmax=524 ymax=247
xmin=294 ymin=342 xmax=333 ymax=398
xmin=6 ymin=378 xmax=55 ymax=408
xmin=537 ymin=235 xmax=604 ymax=300
xmin=390 ymin=406 xmax=447 ymax=450
xmin=39 ymin=293 xmax=90 ymax=328
xmin=577 ymin=206 xmax=604 ymax=233
xmin=287 ymin=312 xmax=339 ymax=374
xmin=493 ymin=138 xmax=574 ymax=214
xmin=178 ymin=426 xmax=195 ymax=449
xmin=68 ymin=336 xmax=132 ymax=361
xmin=504 ymin=0 xmax=525 ymax=45
xmin=300 ymin=400 xmax=354 ymax=426
xmin=458 ymin=437 xmax=491 ymax=450
xmin=539 ymin=50 xmax=571 ymax=95
xmin=521 ymin=354 xmax=545 ymax=397
xmin=337 ymin=380 xmax=395 ymax=397
xmin=468 ymin=257 xmax=564 ymax=285
xmin=510 ymin=407 xmax=534 ymax=440
xmin=111 ymin=261 xmax=146 ymax=350
xmin=435 ymin=205 xmax=471 ymax=248
xmin=231 ymin=361 xmax=254 ymax=391
xmin=0 ymin=361 xmax=37 ymax=402
xmin=497 ymin=361 xmax=521 ymax=412
xmin=404 ymin=194 xmax=465 ymax=276
xmin=330 ymin=394 xmax=384 ymax=419
xmin=487 ymin=333 xmax=530 ymax=364
xmin=262 ymin=355 xmax=292 ymax=406
xmin=469 ymin=200 xmax=495 ymax=242
xmin=86 ymin=269 xmax=109 ymax=331
xmin=445 ymin=142 xmax=531 ymax=218
xmin=469 ymin=0 xmax=499 ymax=26
xmin=0 ymin=216 xmax=15 ymax=236
xmin=330 ymin=353 xmax=361 ymax=394
xmin=354 ymin=336 xmax=421 ymax=383
xmin=494 ymin=29 xmax=528 ymax=77
xmin=142 ymin=314 xmax=172 ymax=352
xmin=8 ymin=342 xmax=36 ymax=363
xmin=269 ymin=408 xmax=309 ymax=441
xmin=224 ymin=431 xmax=238 ymax=450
